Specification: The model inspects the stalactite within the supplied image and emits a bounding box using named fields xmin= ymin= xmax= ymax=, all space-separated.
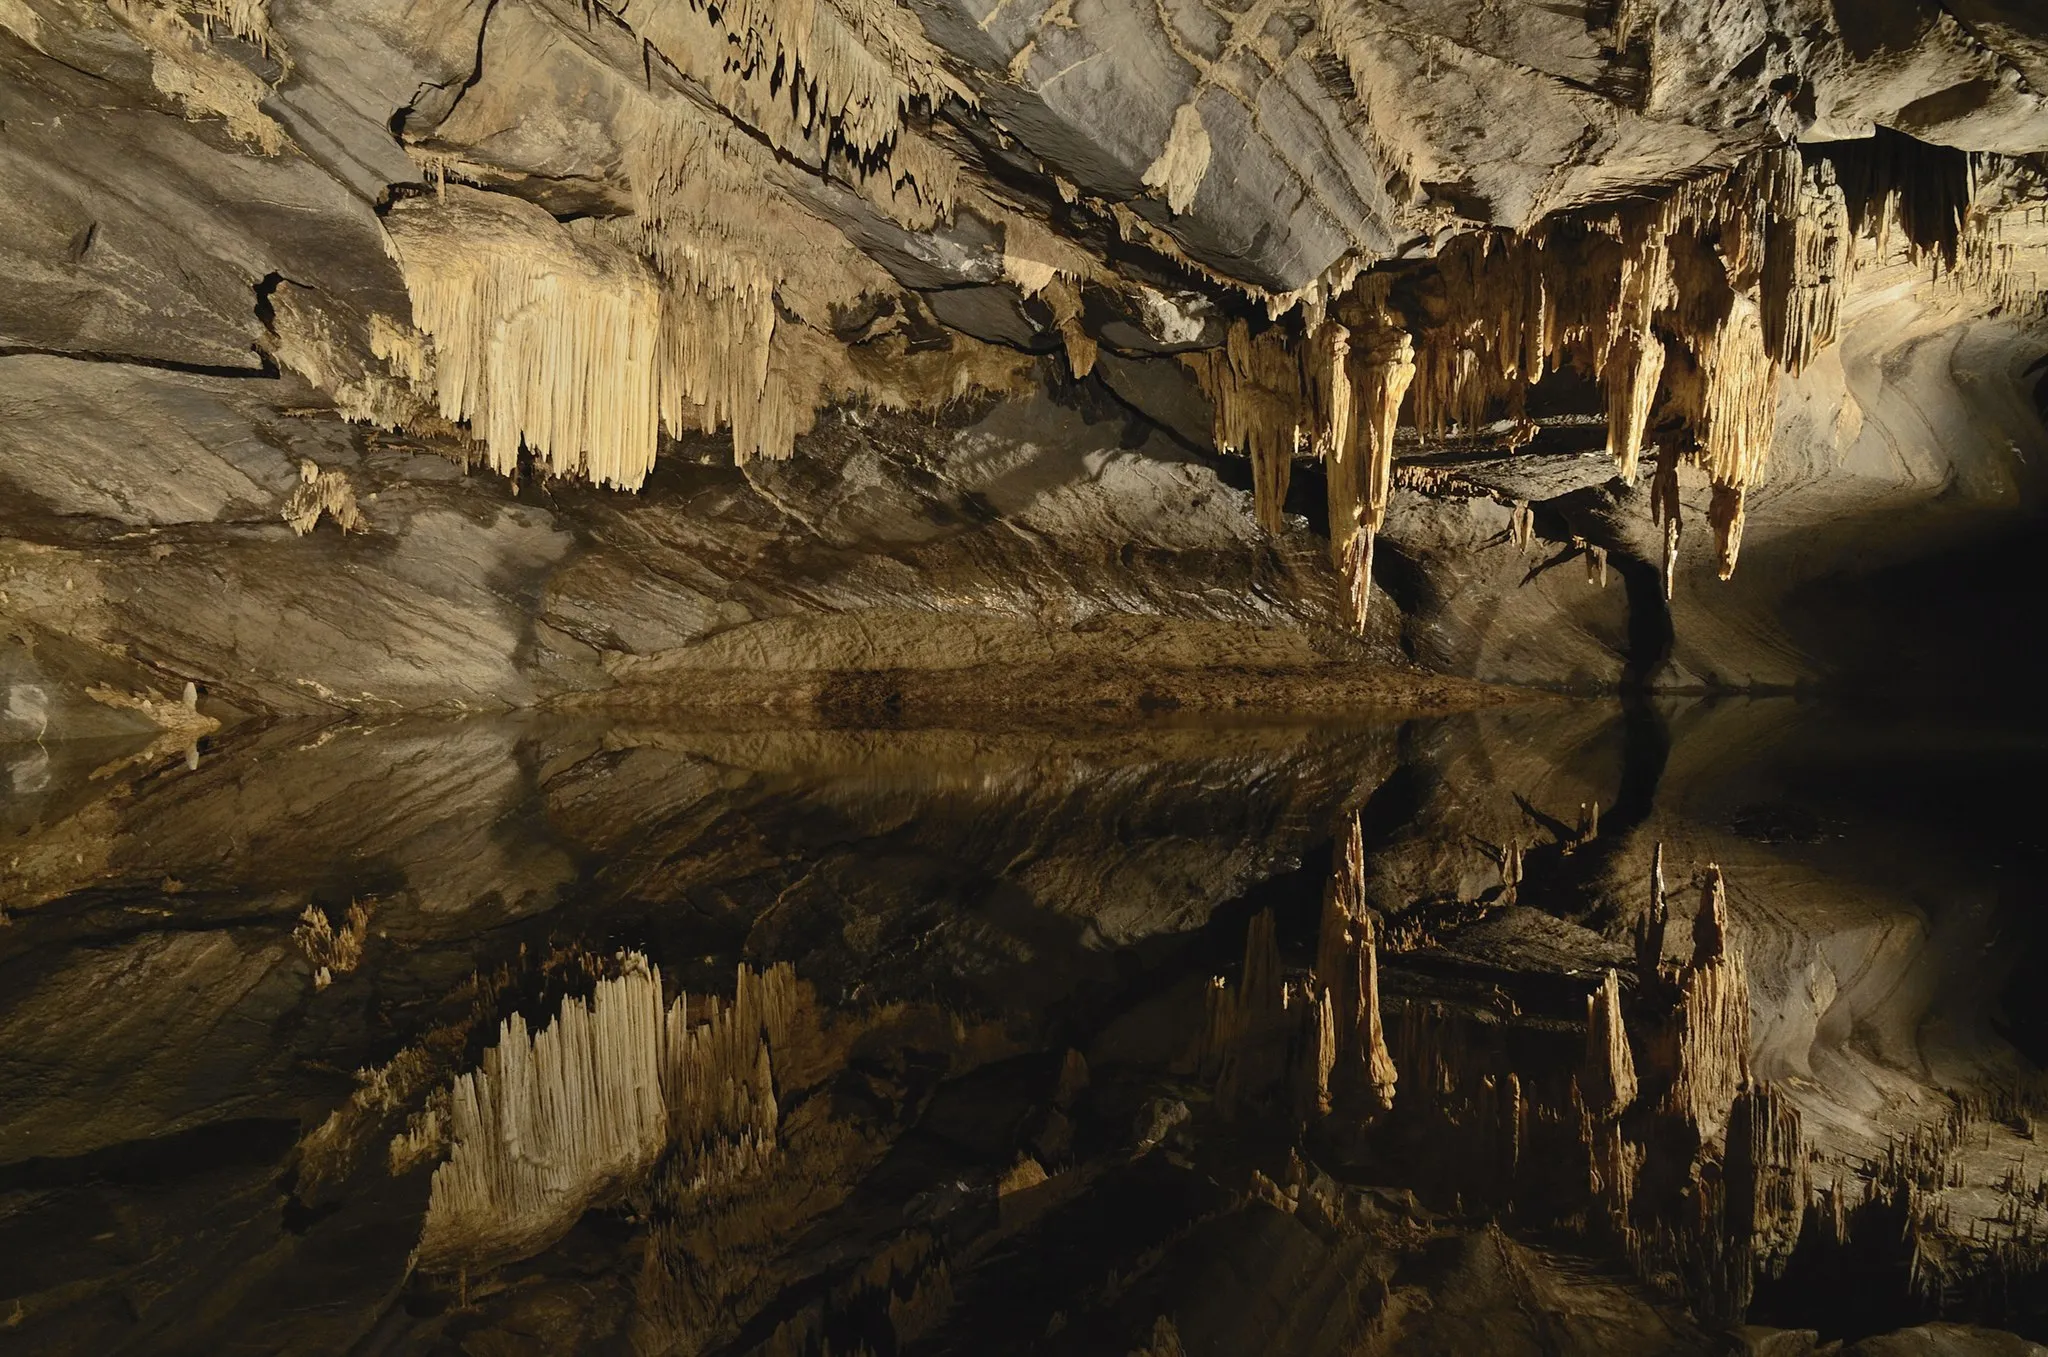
xmin=1581 ymin=969 xmax=1638 ymax=1119
xmin=999 ymin=212 xmax=1095 ymax=300
xmin=1761 ymin=160 xmax=1851 ymax=375
xmin=1184 ymin=321 xmax=1302 ymax=534
xmin=1510 ymin=501 xmax=1534 ymax=553
xmin=281 ymin=460 xmax=367 ymax=536
xmin=1042 ymin=277 xmax=1098 ymax=379
xmin=1586 ymin=544 xmax=1609 ymax=588
xmin=1308 ymin=320 xmax=1358 ymax=568
xmin=1694 ymin=298 xmax=1774 ymax=580
xmin=1356 ymin=329 xmax=1416 ymax=534
xmin=611 ymin=97 xmax=895 ymax=463
xmin=383 ymin=187 xmax=665 ymax=490
xmin=104 ymin=0 xmax=288 ymax=153
xmin=1830 ymin=127 xmax=1973 ymax=270
xmin=294 ymin=899 xmax=371 ymax=989
xmin=609 ymin=0 xmax=971 ymax=171
xmin=1604 ymin=330 xmax=1665 ymax=486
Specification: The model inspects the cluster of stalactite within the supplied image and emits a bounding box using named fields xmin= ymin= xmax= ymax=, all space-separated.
xmin=1182 ymin=135 xmax=2042 ymax=611
xmin=362 ymin=0 xmax=1055 ymax=482
xmin=410 ymin=954 xmax=802 ymax=1271
xmin=1184 ymin=292 xmax=1415 ymax=628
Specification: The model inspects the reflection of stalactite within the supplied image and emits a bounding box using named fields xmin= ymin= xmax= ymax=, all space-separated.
xmin=417 ymin=960 xmax=672 ymax=1270
xmin=1357 ymin=910 xmax=1398 ymax=1113
xmin=1666 ymin=866 xmax=1749 ymax=1133
xmin=1212 ymin=908 xmax=1286 ymax=1111
xmin=414 ymin=955 xmax=802 ymax=1271
xmin=1634 ymin=842 xmax=1669 ymax=982
xmin=1580 ymin=970 xmax=1637 ymax=1119
xmin=1725 ymin=1082 xmax=1808 ymax=1290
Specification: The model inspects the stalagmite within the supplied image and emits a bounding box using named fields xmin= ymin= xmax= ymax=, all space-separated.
xmin=383 ymin=188 xmax=664 ymax=490
xmin=1581 ymin=969 xmax=1638 ymax=1119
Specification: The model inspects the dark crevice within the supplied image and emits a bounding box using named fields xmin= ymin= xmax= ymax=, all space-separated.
xmin=0 ymin=343 xmax=275 ymax=380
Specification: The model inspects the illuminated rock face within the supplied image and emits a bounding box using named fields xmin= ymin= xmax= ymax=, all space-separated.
xmin=2 ymin=0 xmax=2045 ymax=719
